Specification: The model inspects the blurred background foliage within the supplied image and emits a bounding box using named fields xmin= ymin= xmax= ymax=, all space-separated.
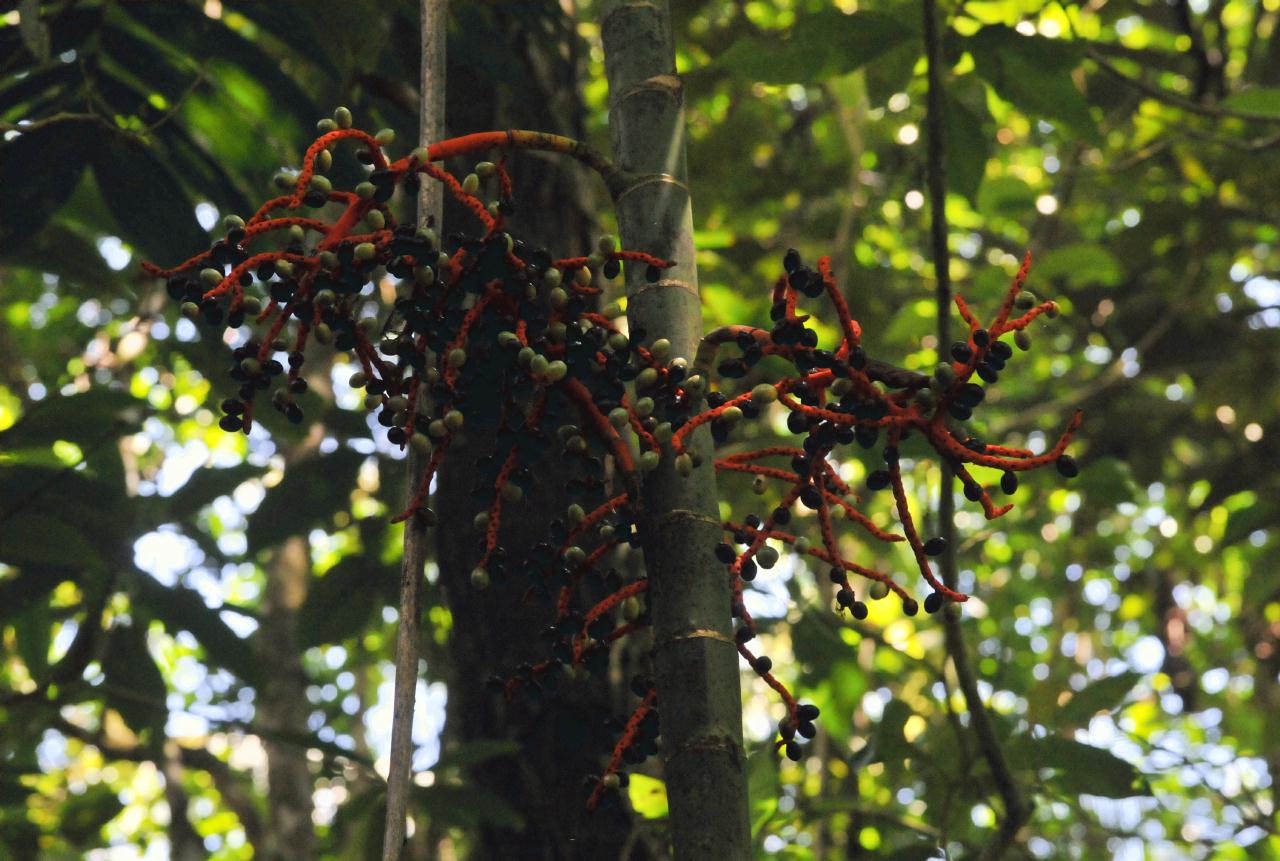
xmin=1 ymin=0 xmax=1279 ymax=859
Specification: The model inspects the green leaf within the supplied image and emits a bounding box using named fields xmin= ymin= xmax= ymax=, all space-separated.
xmin=1034 ymin=243 xmax=1124 ymax=289
xmin=13 ymin=601 xmax=52 ymax=682
xmin=875 ymin=698 xmax=914 ymax=764
xmin=0 ymin=513 xmax=103 ymax=568
xmin=246 ymin=448 xmax=364 ymax=553
xmin=161 ymin=462 xmax=264 ymax=524
xmin=129 ymin=571 xmax=259 ymax=683
xmin=433 ymin=739 xmax=521 ymax=773
xmin=0 ymin=389 xmax=146 ymax=451
xmin=627 ymin=773 xmax=669 ymax=819
xmin=1058 ymin=672 xmax=1142 ymax=725
xmin=0 ymin=118 xmax=96 ymax=248
xmin=944 ymin=95 xmax=992 ymax=203
xmin=715 ymin=10 xmax=916 ymax=84
xmin=976 ymin=175 xmax=1037 ymax=218
xmin=0 ymin=568 xmax=69 ymax=622
xmin=969 ymin=26 xmax=1099 ymax=144
xmin=0 ymin=221 xmax=127 ymax=299
xmin=101 ymin=622 xmax=167 ymax=736
xmin=412 ymin=784 xmax=524 ymax=831
xmin=91 ymin=131 xmax=207 ymax=266
xmin=298 ymin=556 xmax=395 ymax=649
xmin=1006 ymin=735 xmax=1148 ymax=798
xmin=1221 ymin=87 xmax=1280 ymax=117
xmin=59 ymin=783 xmax=125 ymax=847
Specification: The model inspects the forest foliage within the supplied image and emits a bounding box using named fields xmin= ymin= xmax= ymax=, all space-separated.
xmin=1 ymin=0 xmax=1279 ymax=859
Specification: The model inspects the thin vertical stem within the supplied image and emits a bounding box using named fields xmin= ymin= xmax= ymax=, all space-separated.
xmin=382 ymin=2 xmax=446 ymax=859
xmin=922 ymin=0 xmax=1031 ymax=856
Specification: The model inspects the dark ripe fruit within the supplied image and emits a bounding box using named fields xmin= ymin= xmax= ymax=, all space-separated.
xmin=783 ymin=248 xmax=801 ymax=273
xmin=836 ymin=588 xmax=855 ymax=608
xmin=715 ymin=542 xmax=736 ymax=564
xmin=923 ymin=537 xmax=947 ymax=557
xmin=848 ymin=344 xmax=867 ymax=370
xmin=924 ymin=592 xmax=945 ymax=614
xmin=220 ymin=398 xmax=244 ymax=415
xmin=972 ymin=328 xmax=990 ymax=349
xmin=218 ymin=414 xmax=243 ymax=432
xmin=1000 ymin=471 xmax=1019 ymax=494
xmin=796 ymin=721 xmax=816 ymax=739
xmin=976 ymin=362 xmax=1000 ymax=384
xmin=828 ymin=567 xmax=844 ymax=584
xmin=1056 ymin=454 xmax=1079 ymax=478
xmin=735 ymin=626 xmax=755 ymax=644
xmin=951 ymin=342 xmax=973 ymax=363
xmin=785 ymin=741 xmax=802 ymax=762
xmin=883 ymin=445 xmax=899 ymax=465
xmin=867 ymin=470 xmax=891 ymax=491
xmin=800 ymin=487 xmax=822 ymax=509
xmin=851 ymin=601 xmax=868 ymax=620
xmin=753 ymin=656 xmax=773 ymax=674
xmin=948 ymin=402 xmax=972 ymax=421
xmin=902 ymin=598 xmax=919 ymax=616
xmin=797 ymin=703 xmax=820 ymax=721
xmin=991 ymin=340 xmax=1013 ymax=360
xmin=645 ymin=265 xmax=661 ymax=283
xmin=740 ymin=558 xmax=758 ymax=581
xmin=964 ymin=482 xmax=983 ymax=501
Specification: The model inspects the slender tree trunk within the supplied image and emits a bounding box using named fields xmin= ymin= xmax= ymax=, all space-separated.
xmin=382 ymin=2 xmax=446 ymax=858
xmin=600 ymin=3 xmax=752 ymax=859
xmin=257 ymin=535 xmax=315 ymax=861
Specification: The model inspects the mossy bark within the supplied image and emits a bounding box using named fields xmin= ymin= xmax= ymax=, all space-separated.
xmin=600 ymin=3 xmax=752 ymax=858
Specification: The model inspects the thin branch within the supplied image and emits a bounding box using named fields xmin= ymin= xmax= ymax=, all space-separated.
xmin=923 ymin=0 xmax=1032 ymax=857
xmin=382 ymin=2 xmax=447 ymax=859
xmin=1086 ymin=47 xmax=1280 ymax=124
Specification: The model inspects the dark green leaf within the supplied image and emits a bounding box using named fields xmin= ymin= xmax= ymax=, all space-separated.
xmin=1058 ymin=672 xmax=1142 ymax=724
xmin=101 ymin=622 xmax=167 ymax=736
xmin=0 ymin=568 xmax=69 ymax=622
xmin=1034 ymin=243 xmax=1124 ymax=288
xmin=715 ymin=11 xmax=916 ymax=84
xmin=0 ymin=389 xmax=146 ymax=451
xmin=91 ymin=131 xmax=208 ymax=266
xmin=298 ymin=556 xmax=394 ymax=649
xmin=0 ymin=118 xmax=96 ymax=248
xmin=969 ymin=26 xmax=1099 ymax=144
xmin=161 ymin=462 xmax=264 ymax=524
xmin=976 ymin=175 xmax=1037 ymax=218
xmin=246 ymin=448 xmax=365 ymax=553
xmin=0 ymin=513 xmax=102 ymax=568
xmin=1221 ymin=87 xmax=1280 ymax=117
xmin=412 ymin=784 xmax=524 ymax=831
xmin=59 ymin=783 xmax=125 ymax=847
xmin=0 ymin=221 xmax=127 ymax=299
xmin=944 ymin=94 xmax=992 ymax=203
xmin=1006 ymin=735 xmax=1148 ymax=798
xmin=129 ymin=571 xmax=259 ymax=683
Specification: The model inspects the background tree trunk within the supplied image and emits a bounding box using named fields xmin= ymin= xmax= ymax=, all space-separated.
xmin=431 ymin=5 xmax=643 ymax=859
xmin=600 ymin=2 xmax=752 ymax=858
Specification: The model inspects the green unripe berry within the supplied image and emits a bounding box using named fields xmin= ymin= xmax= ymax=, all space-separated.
xmin=315 ymin=148 xmax=333 ymax=173
xmin=333 ymin=106 xmax=353 ymax=128
xmin=567 ymin=503 xmax=585 ymax=525
xmin=545 ymin=361 xmax=568 ymax=383
xmin=241 ymin=296 xmax=262 ymax=315
xmin=546 ymin=321 xmax=567 ymax=343
xmin=757 ymin=546 xmax=780 ymax=569
xmin=633 ymin=397 xmax=655 ymax=418
xmin=574 ymin=266 xmax=592 ymax=287
xmin=517 ymin=347 xmax=536 ymax=368
xmin=654 ymin=422 xmax=673 ymax=445
xmin=639 ymin=451 xmax=661 ymax=472
xmin=608 ymin=332 xmax=629 ymax=352
xmin=529 ymin=354 xmax=549 ymax=376
xmin=365 ymin=393 xmax=383 ymax=411
xmin=319 ymin=251 xmax=340 ymax=270
xmin=597 ymin=234 xmax=617 ymax=255
xmin=409 ymin=146 xmax=430 ymax=163
xmin=410 ymin=432 xmax=431 ymax=456
xmin=316 ymin=118 xmax=338 ymax=133
xmin=181 ymin=301 xmax=200 ymax=319
xmin=355 ymin=181 xmax=376 ymax=200
xmin=274 ymin=259 xmax=294 ymax=277
xmin=720 ymin=405 xmax=743 ymax=425
xmin=1015 ymin=290 xmax=1037 ymax=309
xmin=549 ymin=287 xmax=569 ymax=310
xmin=498 ymin=331 xmax=521 ymax=348
xmin=751 ymin=384 xmax=778 ymax=405
xmin=200 ymin=267 xmax=223 ymax=288
xmin=603 ymin=302 xmax=624 ymax=320
xmin=447 ymin=348 xmax=467 ymax=368
xmin=240 ymin=357 xmax=261 ymax=376
xmin=620 ymin=596 xmax=641 ymax=621
xmin=427 ymin=419 xmax=447 ymax=439
xmin=602 ymin=773 xmax=620 ymax=790
xmin=308 ymin=174 xmax=332 ymax=195
xmin=349 ymin=371 xmax=368 ymax=388
xmin=676 ymin=452 xmax=693 ymax=476
xmin=366 ymin=209 xmax=386 ymax=230
xmin=684 ymin=375 xmax=705 ymax=398
xmin=564 ymin=546 xmax=587 ymax=566
xmin=475 ymin=161 xmax=496 ymax=178
xmin=444 ymin=410 xmax=464 ymax=432
xmin=461 ymin=172 xmax=481 ymax=194
xmin=470 ymin=567 xmax=490 ymax=590
xmin=794 ymin=537 xmax=811 ymax=554
xmin=501 ymin=482 xmax=523 ymax=503
xmin=753 ymin=474 xmax=767 ymax=495
xmin=650 ymin=338 xmax=671 ymax=362
xmin=474 ymin=512 xmax=490 ymax=530
xmin=635 ymin=367 xmax=659 ymax=391
xmin=374 ymin=128 xmax=395 ymax=146
xmin=869 ymin=580 xmax=891 ymax=600
xmin=313 ymin=322 xmax=333 ymax=344
xmin=543 ymin=267 xmax=562 ymax=289
xmin=223 ymin=214 xmax=245 ymax=231
xmin=353 ymin=242 xmax=376 ymax=262
xmin=933 ymin=363 xmax=956 ymax=387
xmin=1015 ymin=329 xmax=1033 ymax=351
xmin=609 ymin=407 xmax=630 ymax=429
